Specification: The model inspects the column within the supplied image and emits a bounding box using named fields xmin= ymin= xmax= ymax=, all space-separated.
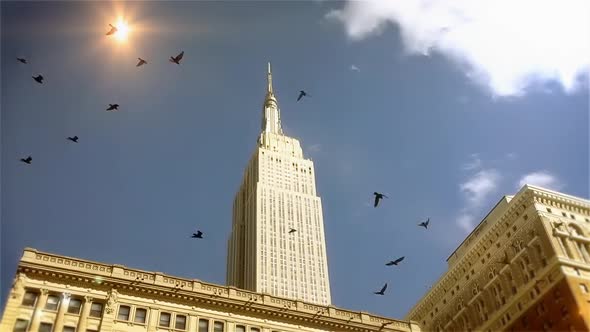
xmin=53 ymin=292 xmax=71 ymax=332
xmin=0 ymin=275 xmax=28 ymax=332
xmin=76 ymin=296 xmax=93 ymax=332
xmin=28 ymin=288 xmax=50 ymax=332
xmin=147 ymin=307 xmax=158 ymax=332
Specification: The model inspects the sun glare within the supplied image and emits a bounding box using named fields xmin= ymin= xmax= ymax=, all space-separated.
xmin=114 ymin=19 xmax=130 ymax=41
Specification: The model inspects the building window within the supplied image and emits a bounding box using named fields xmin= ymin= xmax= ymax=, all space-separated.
xmin=67 ymin=298 xmax=82 ymax=314
xmin=45 ymin=295 xmax=60 ymax=311
xmin=175 ymin=315 xmax=187 ymax=330
xmin=22 ymin=291 xmax=38 ymax=306
xmin=198 ymin=319 xmax=209 ymax=332
xmin=117 ymin=305 xmax=130 ymax=321
xmin=159 ymin=312 xmax=171 ymax=327
xmin=214 ymin=321 xmax=225 ymax=332
xmin=39 ymin=323 xmax=53 ymax=332
xmin=13 ymin=319 xmax=29 ymax=332
xmin=250 ymin=328 xmax=260 ymax=332
xmin=134 ymin=308 xmax=147 ymax=323
xmin=89 ymin=302 xmax=103 ymax=318
xmin=63 ymin=327 xmax=76 ymax=332
xmin=236 ymin=325 xmax=246 ymax=332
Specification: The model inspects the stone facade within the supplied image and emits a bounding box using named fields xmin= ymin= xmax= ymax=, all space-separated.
xmin=227 ymin=63 xmax=331 ymax=305
xmin=1 ymin=248 xmax=420 ymax=332
xmin=405 ymin=185 xmax=590 ymax=331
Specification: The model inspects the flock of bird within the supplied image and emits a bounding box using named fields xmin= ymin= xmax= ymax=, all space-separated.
xmin=371 ymin=192 xmax=431 ymax=296
xmin=15 ymin=21 xmax=425 ymax=301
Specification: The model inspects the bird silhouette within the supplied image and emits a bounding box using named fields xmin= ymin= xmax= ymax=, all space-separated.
xmin=297 ymin=90 xmax=308 ymax=102
xmin=16 ymin=57 xmax=27 ymax=64
xmin=288 ymin=228 xmax=297 ymax=234
xmin=106 ymin=104 xmax=119 ymax=111
xmin=374 ymin=283 xmax=388 ymax=295
xmin=136 ymin=58 xmax=147 ymax=67
xmin=191 ymin=230 xmax=203 ymax=239
xmin=20 ymin=156 xmax=32 ymax=164
xmin=169 ymin=51 xmax=184 ymax=64
xmin=385 ymin=256 xmax=405 ymax=266
xmin=418 ymin=218 xmax=430 ymax=229
xmin=32 ymin=75 xmax=44 ymax=84
xmin=106 ymin=24 xmax=117 ymax=36
xmin=67 ymin=136 xmax=79 ymax=143
xmin=373 ymin=192 xmax=388 ymax=207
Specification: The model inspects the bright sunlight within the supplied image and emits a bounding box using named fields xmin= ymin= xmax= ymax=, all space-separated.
xmin=114 ymin=19 xmax=130 ymax=42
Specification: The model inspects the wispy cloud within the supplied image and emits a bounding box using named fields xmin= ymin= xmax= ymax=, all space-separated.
xmin=326 ymin=0 xmax=590 ymax=97
xmin=455 ymin=155 xmax=502 ymax=233
xmin=518 ymin=171 xmax=564 ymax=191
xmin=308 ymin=144 xmax=322 ymax=153
xmin=350 ymin=64 xmax=360 ymax=72
xmin=461 ymin=153 xmax=481 ymax=171
xmin=460 ymin=169 xmax=500 ymax=207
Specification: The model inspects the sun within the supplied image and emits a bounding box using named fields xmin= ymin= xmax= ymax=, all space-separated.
xmin=114 ymin=19 xmax=130 ymax=42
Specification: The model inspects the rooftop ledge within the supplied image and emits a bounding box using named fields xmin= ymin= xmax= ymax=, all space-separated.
xmin=19 ymin=247 xmax=420 ymax=332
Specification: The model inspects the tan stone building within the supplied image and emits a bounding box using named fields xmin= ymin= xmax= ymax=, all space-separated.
xmin=227 ymin=63 xmax=331 ymax=305
xmin=0 ymin=248 xmax=420 ymax=332
xmin=406 ymin=185 xmax=590 ymax=331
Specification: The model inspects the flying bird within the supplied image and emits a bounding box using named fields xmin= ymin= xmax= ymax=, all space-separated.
xmin=288 ymin=228 xmax=297 ymax=234
xmin=418 ymin=218 xmax=430 ymax=229
xmin=106 ymin=24 xmax=118 ymax=36
xmin=20 ymin=156 xmax=32 ymax=164
xmin=373 ymin=192 xmax=388 ymax=207
xmin=297 ymin=90 xmax=308 ymax=102
xmin=374 ymin=283 xmax=388 ymax=295
xmin=67 ymin=136 xmax=79 ymax=143
xmin=169 ymin=51 xmax=184 ymax=64
xmin=191 ymin=230 xmax=203 ymax=239
xmin=32 ymin=75 xmax=44 ymax=84
xmin=136 ymin=58 xmax=147 ymax=67
xmin=106 ymin=104 xmax=119 ymax=111
xmin=385 ymin=256 xmax=405 ymax=266
xmin=16 ymin=57 xmax=27 ymax=64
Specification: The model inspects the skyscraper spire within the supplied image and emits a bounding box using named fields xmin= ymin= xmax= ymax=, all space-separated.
xmin=261 ymin=62 xmax=281 ymax=134
xmin=267 ymin=62 xmax=273 ymax=94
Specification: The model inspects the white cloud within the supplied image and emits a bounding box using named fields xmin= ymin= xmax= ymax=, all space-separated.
xmin=457 ymin=213 xmax=475 ymax=233
xmin=308 ymin=144 xmax=322 ymax=153
xmin=460 ymin=169 xmax=500 ymax=206
xmin=350 ymin=64 xmax=360 ymax=72
xmin=518 ymin=171 xmax=564 ymax=191
xmin=327 ymin=0 xmax=590 ymax=96
xmin=461 ymin=153 xmax=481 ymax=171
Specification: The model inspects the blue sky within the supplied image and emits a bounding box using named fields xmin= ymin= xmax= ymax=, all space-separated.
xmin=1 ymin=0 xmax=588 ymax=319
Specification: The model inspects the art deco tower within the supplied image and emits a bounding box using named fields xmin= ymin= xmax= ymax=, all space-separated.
xmin=226 ymin=63 xmax=332 ymax=305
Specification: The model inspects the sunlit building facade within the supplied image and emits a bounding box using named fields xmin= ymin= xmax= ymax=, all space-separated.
xmin=226 ymin=64 xmax=331 ymax=305
xmin=0 ymin=248 xmax=421 ymax=332
xmin=406 ymin=185 xmax=590 ymax=331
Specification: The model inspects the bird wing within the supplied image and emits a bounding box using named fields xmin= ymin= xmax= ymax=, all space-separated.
xmin=297 ymin=92 xmax=303 ymax=101
xmin=381 ymin=283 xmax=388 ymax=293
xmin=196 ymin=230 xmax=203 ymax=236
xmin=394 ymin=256 xmax=404 ymax=264
xmin=374 ymin=196 xmax=379 ymax=207
xmin=385 ymin=261 xmax=394 ymax=266
xmin=176 ymin=51 xmax=184 ymax=61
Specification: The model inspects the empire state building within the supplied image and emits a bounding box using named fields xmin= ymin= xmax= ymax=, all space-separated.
xmin=226 ymin=63 xmax=332 ymax=305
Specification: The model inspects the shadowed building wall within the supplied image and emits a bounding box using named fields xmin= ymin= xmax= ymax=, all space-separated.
xmin=406 ymin=185 xmax=590 ymax=331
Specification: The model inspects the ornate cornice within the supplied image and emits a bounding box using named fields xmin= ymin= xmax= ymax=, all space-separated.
xmin=18 ymin=248 xmax=417 ymax=332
